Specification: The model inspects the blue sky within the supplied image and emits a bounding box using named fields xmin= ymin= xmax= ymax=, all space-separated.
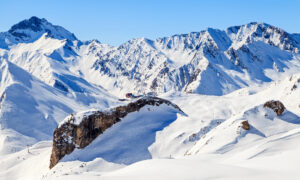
xmin=1 ymin=0 xmax=300 ymax=46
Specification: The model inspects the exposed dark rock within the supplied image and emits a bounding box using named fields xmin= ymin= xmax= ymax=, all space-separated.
xmin=263 ymin=100 xmax=285 ymax=116
xmin=53 ymin=80 xmax=68 ymax=92
xmin=9 ymin=16 xmax=44 ymax=35
xmin=291 ymin=84 xmax=297 ymax=91
xmin=49 ymin=97 xmax=183 ymax=169
xmin=241 ymin=120 xmax=250 ymax=130
xmin=187 ymin=69 xmax=201 ymax=85
xmin=8 ymin=16 xmax=77 ymax=41
xmin=0 ymin=92 xmax=5 ymax=109
xmin=150 ymin=78 xmax=158 ymax=90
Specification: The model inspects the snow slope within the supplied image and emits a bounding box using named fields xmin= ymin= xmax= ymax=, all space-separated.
xmin=0 ymin=58 xmax=119 ymax=156
xmin=1 ymin=73 xmax=300 ymax=180
xmin=61 ymin=103 xmax=185 ymax=165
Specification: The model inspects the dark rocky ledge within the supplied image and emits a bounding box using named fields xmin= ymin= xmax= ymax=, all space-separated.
xmin=49 ymin=97 xmax=183 ymax=169
xmin=263 ymin=100 xmax=285 ymax=116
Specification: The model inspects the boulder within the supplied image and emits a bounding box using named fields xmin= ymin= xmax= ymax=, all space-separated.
xmin=263 ymin=100 xmax=285 ymax=116
xmin=241 ymin=120 xmax=250 ymax=130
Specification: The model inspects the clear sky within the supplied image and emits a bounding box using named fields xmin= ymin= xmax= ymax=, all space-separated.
xmin=1 ymin=0 xmax=300 ymax=46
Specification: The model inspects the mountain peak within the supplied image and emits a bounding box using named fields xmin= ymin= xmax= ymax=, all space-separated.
xmin=8 ymin=16 xmax=46 ymax=33
xmin=248 ymin=21 xmax=270 ymax=26
xmin=226 ymin=22 xmax=270 ymax=34
xmin=7 ymin=16 xmax=77 ymax=42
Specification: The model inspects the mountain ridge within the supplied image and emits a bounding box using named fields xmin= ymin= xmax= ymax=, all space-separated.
xmin=1 ymin=17 xmax=300 ymax=97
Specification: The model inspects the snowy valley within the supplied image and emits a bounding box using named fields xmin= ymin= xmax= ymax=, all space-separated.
xmin=0 ymin=16 xmax=300 ymax=180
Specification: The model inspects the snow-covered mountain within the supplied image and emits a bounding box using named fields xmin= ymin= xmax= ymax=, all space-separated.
xmin=0 ymin=16 xmax=76 ymax=49
xmin=90 ymin=22 xmax=300 ymax=95
xmin=0 ymin=17 xmax=300 ymax=180
xmin=1 ymin=17 xmax=300 ymax=97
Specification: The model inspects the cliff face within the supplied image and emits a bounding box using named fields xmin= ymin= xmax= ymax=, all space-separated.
xmin=49 ymin=97 xmax=183 ymax=168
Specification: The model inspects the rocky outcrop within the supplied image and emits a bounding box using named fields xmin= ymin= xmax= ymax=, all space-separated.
xmin=49 ymin=97 xmax=183 ymax=169
xmin=241 ymin=120 xmax=250 ymax=130
xmin=263 ymin=100 xmax=285 ymax=116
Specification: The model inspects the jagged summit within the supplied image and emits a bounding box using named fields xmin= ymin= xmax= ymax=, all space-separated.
xmin=226 ymin=22 xmax=300 ymax=51
xmin=227 ymin=22 xmax=271 ymax=31
xmin=0 ymin=16 xmax=77 ymax=48
xmin=9 ymin=16 xmax=47 ymax=33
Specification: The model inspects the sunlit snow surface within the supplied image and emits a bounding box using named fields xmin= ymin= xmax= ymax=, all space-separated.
xmin=1 ymin=74 xmax=300 ymax=179
xmin=0 ymin=18 xmax=300 ymax=179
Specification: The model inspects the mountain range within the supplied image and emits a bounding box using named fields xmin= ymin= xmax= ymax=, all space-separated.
xmin=1 ymin=16 xmax=300 ymax=96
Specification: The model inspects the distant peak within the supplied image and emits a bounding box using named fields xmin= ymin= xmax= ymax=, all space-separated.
xmin=249 ymin=22 xmax=274 ymax=29
xmin=90 ymin=39 xmax=101 ymax=44
xmin=7 ymin=16 xmax=77 ymax=42
xmin=126 ymin=37 xmax=154 ymax=45
xmin=8 ymin=16 xmax=47 ymax=33
xmin=234 ymin=22 xmax=271 ymax=29
xmin=248 ymin=21 xmax=267 ymax=25
xmin=29 ymin=16 xmax=44 ymax=21
xmin=206 ymin=27 xmax=223 ymax=34
xmin=227 ymin=22 xmax=273 ymax=34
